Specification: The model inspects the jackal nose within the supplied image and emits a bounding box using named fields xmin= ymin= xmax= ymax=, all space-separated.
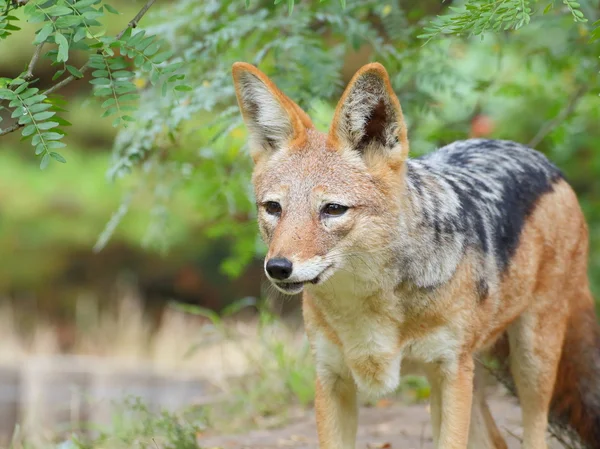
xmin=266 ymin=258 xmax=293 ymax=280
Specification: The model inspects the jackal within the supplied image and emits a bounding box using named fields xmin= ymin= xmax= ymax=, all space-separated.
xmin=232 ymin=61 xmax=600 ymax=449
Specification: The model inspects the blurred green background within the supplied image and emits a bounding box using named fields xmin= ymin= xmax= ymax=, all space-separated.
xmin=0 ymin=0 xmax=599 ymax=351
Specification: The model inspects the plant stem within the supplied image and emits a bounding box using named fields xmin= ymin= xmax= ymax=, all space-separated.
xmin=528 ymin=84 xmax=588 ymax=148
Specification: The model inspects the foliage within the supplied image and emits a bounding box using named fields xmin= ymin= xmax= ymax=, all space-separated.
xmin=0 ymin=0 xmax=188 ymax=168
xmin=419 ymin=0 xmax=592 ymax=42
xmin=75 ymin=398 xmax=205 ymax=449
xmin=1 ymin=0 xmax=600 ymax=298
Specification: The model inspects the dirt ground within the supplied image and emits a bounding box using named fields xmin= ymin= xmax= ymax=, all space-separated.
xmin=198 ymin=393 xmax=565 ymax=449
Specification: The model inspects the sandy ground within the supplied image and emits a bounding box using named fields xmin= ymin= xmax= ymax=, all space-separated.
xmin=198 ymin=394 xmax=566 ymax=449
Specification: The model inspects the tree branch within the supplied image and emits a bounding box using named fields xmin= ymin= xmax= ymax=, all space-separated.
xmin=528 ymin=84 xmax=588 ymax=148
xmin=116 ymin=0 xmax=156 ymax=40
xmin=0 ymin=122 xmax=22 ymax=137
xmin=0 ymin=0 xmax=157 ymax=136
xmin=24 ymin=42 xmax=45 ymax=81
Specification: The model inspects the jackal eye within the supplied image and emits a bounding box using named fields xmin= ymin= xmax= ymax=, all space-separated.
xmin=322 ymin=203 xmax=349 ymax=217
xmin=264 ymin=201 xmax=282 ymax=216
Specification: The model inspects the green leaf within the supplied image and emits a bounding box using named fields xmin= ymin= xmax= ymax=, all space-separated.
xmin=101 ymin=98 xmax=116 ymax=108
xmin=152 ymin=51 xmax=173 ymax=64
xmin=50 ymin=152 xmax=67 ymax=163
xmin=0 ymin=89 xmax=15 ymax=100
xmin=55 ymin=16 xmax=82 ymax=28
xmin=40 ymin=154 xmax=50 ymax=170
xmin=24 ymin=95 xmax=46 ymax=105
xmin=104 ymin=3 xmax=120 ymax=14
xmin=92 ymin=69 xmax=109 ymax=77
xmin=90 ymin=78 xmax=110 ymax=85
xmin=73 ymin=26 xmax=87 ymax=42
xmin=35 ymin=142 xmax=46 ymax=155
xmin=29 ymin=103 xmax=52 ymax=113
xmin=47 ymin=5 xmax=73 ymax=16
xmin=37 ymin=121 xmax=59 ymax=130
xmin=34 ymin=23 xmax=53 ymax=44
xmin=14 ymin=83 xmax=29 ymax=94
xmin=33 ymin=111 xmax=56 ymax=121
xmin=135 ymin=36 xmax=154 ymax=52
xmin=119 ymin=93 xmax=139 ymax=102
xmin=66 ymin=65 xmax=84 ymax=78
xmin=112 ymin=70 xmax=134 ymax=79
xmin=143 ymin=42 xmax=161 ymax=56
xmin=72 ymin=0 xmax=101 ymax=9
xmin=11 ymin=106 xmax=24 ymax=118
xmin=102 ymin=107 xmax=118 ymax=117
xmin=18 ymin=115 xmax=32 ymax=125
xmin=174 ymin=85 xmax=192 ymax=92
xmin=55 ymin=33 xmax=69 ymax=62
xmin=134 ymin=54 xmax=144 ymax=66
xmin=52 ymin=69 xmax=66 ymax=81
xmin=43 ymin=132 xmax=65 ymax=141
xmin=47 ymin=141 xmax=66 ymax=149
xmin=22 ymin=124 xmax=36 ymax=136
xmin=53 ymin=116 xmax=72 ymax=127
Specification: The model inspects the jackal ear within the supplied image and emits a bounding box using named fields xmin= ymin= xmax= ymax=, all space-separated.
xmin=329 ymin=63 xmax=408 ymax=162
xmin=232 ymin=62 xmax=312 ymax=160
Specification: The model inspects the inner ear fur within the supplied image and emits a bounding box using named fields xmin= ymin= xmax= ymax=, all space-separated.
xmin=231 ymin=62 xmax=313 ymax=156
xmin=328 ymin=62 xmax=408 ymax=161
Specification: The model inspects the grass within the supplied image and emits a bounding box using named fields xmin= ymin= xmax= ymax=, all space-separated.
xmin=1 ymin=290 xmax=432 ymax=449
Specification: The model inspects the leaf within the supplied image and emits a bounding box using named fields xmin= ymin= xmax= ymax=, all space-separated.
xmin=101 ymin=98 xmax=116 ymax=108
xmin=29 ymin=103 xmax=52 ymax=113
xmin=33 ymin=111 xmax=56 ymax=121
xmin=22 ymin=124 xmax=36 ymax=136
xmin=47 ymin=141 xmax=66 ymax=149
xmin=40 ymin=154 xmax=50 ymax=170
xmin=73 ymin=26 xmax=87 ymax=42
xmin=104 ymin=3 xmax=119 ymax=14
xmin=50 ymin=152 xmax=66 ymax=163
xmin=34 ymin=23 xmax=53 ymax=44
xmin=24 ymin=95 xmax=46 ymax=105
xmin=55 ymin=16 xmax=82 ymax=28
xmin=72 ymin=0 xmax=100 ymax=9
xmin=174 ymin=85 xmax=192 ymax=92
xmin=55 ymin=33 xmax=69 ymax=62
xmin=0 ymin=90 xmax=15 ymax=101
xmin=47 ymin=5 xmax=73 ymax=16
xmin=144 ymin=42 xmax=161 ymax=56
xmin=92 ymin=69 xmax=109 ymax=77
xmin=52 ymin=69 xmax=66 ymax=81
xmin=90 ymin=78 xmax=111 ymax=85
xmin=37 ymin=121 xmax=59 ymax=130
xmin=66 ymin=65 xmax=84 ymax=78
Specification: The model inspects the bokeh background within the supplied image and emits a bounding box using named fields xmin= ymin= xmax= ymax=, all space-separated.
xmin=0 ymin=0 xmax=599 ymax=446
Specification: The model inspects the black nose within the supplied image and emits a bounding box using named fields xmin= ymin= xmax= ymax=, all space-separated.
xmin=266 ymin=258 xmax=293 ymax=280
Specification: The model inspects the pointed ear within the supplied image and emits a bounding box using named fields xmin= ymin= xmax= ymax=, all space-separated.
xmin=328 ymin=63 xmax=408 ymax=163
xmin=232 ymin=62 xmax=313 ymax=159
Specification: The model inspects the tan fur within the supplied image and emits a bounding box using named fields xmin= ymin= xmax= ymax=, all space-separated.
xmin=232 ymin=61 xmax=596 ymax=449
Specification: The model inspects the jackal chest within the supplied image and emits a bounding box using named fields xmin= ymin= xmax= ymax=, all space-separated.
xmin=313 ymin=299 xmax=404 ymax=396
xmin=311 ymin=291 xmax=461 ymax=396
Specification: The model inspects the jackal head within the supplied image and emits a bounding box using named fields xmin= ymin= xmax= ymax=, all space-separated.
xmin=232 ymin=62 xmax=409 ymax=295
